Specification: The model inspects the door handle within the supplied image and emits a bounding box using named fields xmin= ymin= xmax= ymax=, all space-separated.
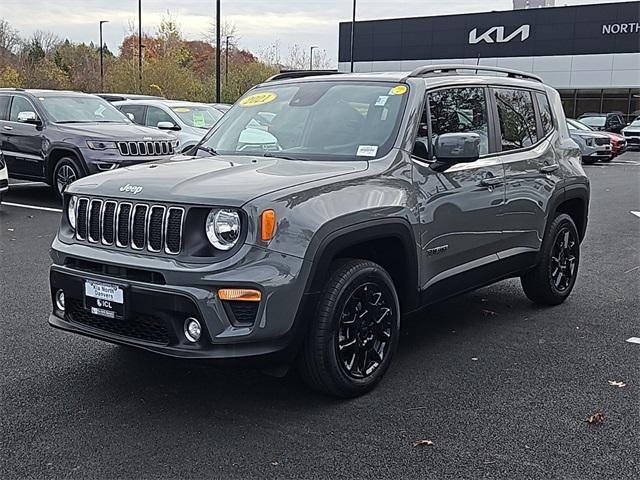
xmin=539 ymin=164 xmax=559 ymax=173
xmin=3 ymin=125 xmax=13 ymax=131
xmin=479 ymin=176 xmax=505 ymax=187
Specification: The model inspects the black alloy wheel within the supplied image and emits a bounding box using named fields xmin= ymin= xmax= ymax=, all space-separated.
xmin=549 ymin=227 xmax=578 ymax=293
xmin=336 ymin=282 xmax=394 ymax=379
xmin=53 ymin=157 xmax=81 ymax=198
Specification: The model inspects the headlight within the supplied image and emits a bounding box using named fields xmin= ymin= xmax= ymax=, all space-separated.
xmin=205 ymin=209 xmax=240 ymax=250
xmin=68 ymin=195 xmax=78 ymax=229
xmin=86 ymin=140 xmax=117 ymax=150
xmin=585 ymin=137 xmax=594 ymax=146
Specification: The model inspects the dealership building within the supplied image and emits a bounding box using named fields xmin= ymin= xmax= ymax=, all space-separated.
xmin=338 ymin=1 xmax=640 ymax=120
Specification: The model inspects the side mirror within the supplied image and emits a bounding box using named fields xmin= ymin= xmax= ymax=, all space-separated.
xmin=17 ymin=111 xmax=40 ymax=125
xmin=157 ymin=121 xmax=180 ymax=130
xmin=430 ymin=132 xmax=481 ymax=172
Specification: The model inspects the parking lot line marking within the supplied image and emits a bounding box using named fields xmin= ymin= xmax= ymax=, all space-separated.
xmin=3 ymin=202 xmax=62 ymax=213
xmin=631 ymin=211 xmax=640 ymax=218
xmin=626 ymin=337 xmax=640 ymax=345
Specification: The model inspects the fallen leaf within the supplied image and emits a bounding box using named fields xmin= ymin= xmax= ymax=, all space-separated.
xmin=586 ymin=412 xmax=605 ymax=424
xmin=412 ymin=439 xmax=434 ymax=447
xmin=271 ymin=461 xmax=279 ymax=466
xmin=7 ymin=228 xmax=14 ymax=232
xmin=471 ymin=357 xmax=479 ymax=361
xmin=481 ymin=309 xmax=497 ymax=317
xmin=608 ymin=380 xmax=626 ymax=388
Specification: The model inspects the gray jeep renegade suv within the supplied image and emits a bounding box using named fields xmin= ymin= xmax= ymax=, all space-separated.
xmin=49 ymin=65 xmax=589 ymax=397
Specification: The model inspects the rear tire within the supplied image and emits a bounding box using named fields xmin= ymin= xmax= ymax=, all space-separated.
xmin=581 ymin=157 xmax=596 ymax=165
xmin=298 ymin=259 xmax=400 ymax=398
xmin=52 ymin=157 xmax=83 ymax=199
xmin=521 ymin=213 xmax=580 ymax=306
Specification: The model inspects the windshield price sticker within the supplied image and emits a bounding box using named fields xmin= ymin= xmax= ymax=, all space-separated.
xmin=357 ymin=145 xmax=379 ymax=157
xmin=389 ymin=85 xmax=408 ymax=96
xmin=239 ymin=92 xmax=278 ymax=107
xmin=193 ymin=112 xmax=206 ymax=127
xmin=375 ymin=95 xmax=389 ymax=106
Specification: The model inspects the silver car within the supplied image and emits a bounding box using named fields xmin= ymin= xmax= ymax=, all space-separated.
xmin=566 ymin=119 xmax=612 ymax=164
xmin=114 ymin=100 xmax=226 ymax=153
xmin=621 ymin=118 xmax=640 ymax=150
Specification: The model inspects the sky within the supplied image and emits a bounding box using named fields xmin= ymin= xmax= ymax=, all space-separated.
xmin=0 ymin=0 xmax=630 ymax=65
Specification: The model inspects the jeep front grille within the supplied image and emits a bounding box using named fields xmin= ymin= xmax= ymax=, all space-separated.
xmin=75 ymin=198 xmax=184 ymax=255
xmin=117 ymin=141 xmax=174 ymax=156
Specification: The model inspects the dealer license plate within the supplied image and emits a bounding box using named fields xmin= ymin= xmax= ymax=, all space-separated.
xmin=84 ymin=280 xmax=125 ymax=319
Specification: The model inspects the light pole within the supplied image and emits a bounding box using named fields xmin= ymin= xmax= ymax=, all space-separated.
xmin=215 ymin=0 xmax=221 ymax=103
xmin=138 ymin=0 xmax=142 ymax=93
xmin=309 ymin=46 xmax=318 ymax=70
xmin=350 ymin=0 xmax=357 ymax=72
xmin=99 ymin=20 xmax=109 ymax=91
xmin=225 ymin=35 xmax=233 ymax=86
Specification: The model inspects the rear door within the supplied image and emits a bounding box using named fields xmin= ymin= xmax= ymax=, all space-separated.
xmin=3 ymin=95 xmax=46 ymax=178
xmin=495 ymin=87 xmax=559 ymax=263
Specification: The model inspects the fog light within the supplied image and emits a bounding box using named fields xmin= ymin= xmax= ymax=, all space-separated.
xmin=184 ymin=317 xmax=202 ymax=343
xmin=55 ymin=290 xmax=65 ymax=311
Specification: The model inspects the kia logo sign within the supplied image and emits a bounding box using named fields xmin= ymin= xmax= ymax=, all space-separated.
xmin=469 ymin=25 xmax=530 ymax=44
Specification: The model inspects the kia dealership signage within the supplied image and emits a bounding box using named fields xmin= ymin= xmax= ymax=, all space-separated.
xmin=338 ymin=1 xmax=640 ymax=62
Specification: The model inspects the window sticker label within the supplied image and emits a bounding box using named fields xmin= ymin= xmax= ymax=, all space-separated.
xmin=173 ymin=107 xmax=190 ymax=113
xmin=356 ymin=145 xmax=378 ymax=157
xmin=389 ymin=85 xmax=408 ymax=96
xmin=375 ymin=95 xmax=389 ymax=106
xmin=193 ymin=112 xmax=206 ymax=127
xmin=239 ymin=92 xmax=278 ymax=107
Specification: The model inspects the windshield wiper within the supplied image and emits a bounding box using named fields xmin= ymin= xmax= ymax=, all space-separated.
xmin=55 ymin=120 xmax=90 ymax=124
xmin=196 ymin=145 xmax=218 ymax=156
xmin=262 ymin=151 xmax=306 ymax=161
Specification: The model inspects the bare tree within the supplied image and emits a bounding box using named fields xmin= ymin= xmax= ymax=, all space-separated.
xmin=206 ymin=20 xmax=240 ymax=46
xmin=0 ymin=19 xmax=21 ymax=55
xmin=29 ymin=30 xmax=62 ymax=54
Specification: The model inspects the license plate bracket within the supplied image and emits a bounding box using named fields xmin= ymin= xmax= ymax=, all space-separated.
xmin=84 ymin=280 xmax=126 ymax=319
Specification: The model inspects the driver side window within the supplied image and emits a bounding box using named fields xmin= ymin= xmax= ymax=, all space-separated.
xmin=9 ymin=96 xmax=38 ymax=122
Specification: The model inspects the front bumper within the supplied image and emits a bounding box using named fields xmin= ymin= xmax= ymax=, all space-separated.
xmin=80 ymin=148 xmax=175 ymax=174
xmin=49 ymin=237 xmax=312 ymax=361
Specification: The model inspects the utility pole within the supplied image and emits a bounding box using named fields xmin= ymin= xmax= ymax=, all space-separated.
xmin=350 ymin=0 xmax=357 ymax=72
xmin=99 ymin=20 xmax=109 ymax=91
xmin=215 ymin=0 xmax=221 ymax=103
xmin=310 ymin=46 xmax=318 ymax=71
xmin=225 ymin=35 xmax=233 ymax=86
xmin=138 ymin=0 xmax=142 ymax=93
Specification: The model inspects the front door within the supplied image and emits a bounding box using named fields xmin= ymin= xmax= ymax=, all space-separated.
xmin=412 ymin=86 xmax=507 ymax=298
xmin=3 ymin=95 xmax=45 ymax=178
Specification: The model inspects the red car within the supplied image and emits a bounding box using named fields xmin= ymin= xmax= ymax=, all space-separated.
xmin=601 ymin=132 xmax=627 ymax=157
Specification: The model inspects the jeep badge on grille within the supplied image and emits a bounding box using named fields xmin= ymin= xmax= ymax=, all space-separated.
xmin=119 ymin=184 xmax=143 ymax=195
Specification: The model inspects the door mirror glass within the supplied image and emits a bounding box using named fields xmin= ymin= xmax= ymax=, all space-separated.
xmin=434 ymin=132 xmax=481 ymax=162
xmin=17 ymin=111 xmax=39 ymax=124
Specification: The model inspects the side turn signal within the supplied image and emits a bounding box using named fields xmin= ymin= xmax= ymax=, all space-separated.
xmin=218 ymin=288 xmax=262 ymax=302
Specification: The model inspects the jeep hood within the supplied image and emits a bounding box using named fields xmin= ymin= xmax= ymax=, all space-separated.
xmin=56 ymin=122 xmax=175 ymax=141
xmin=67 ymin=155 xmax=368 ymax=206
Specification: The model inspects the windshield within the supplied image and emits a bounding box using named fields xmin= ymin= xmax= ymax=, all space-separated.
xmin=171 ymin=105 xmax=223 ymax=129
xmin=39 ymin=96 xmax=129 ymax=123
xmin=580 ymin=116 xmax=606 ymax=127
xmin=567 ymin=119 xmax=592 ymax=131
xmin=197 ymin=81 xmax=408 ymax=160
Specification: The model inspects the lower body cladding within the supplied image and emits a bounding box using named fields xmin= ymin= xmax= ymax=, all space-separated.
xmin=48 ymin=239 xmax=310 ymax=362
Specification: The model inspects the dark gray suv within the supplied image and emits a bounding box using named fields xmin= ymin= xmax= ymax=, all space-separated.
xmin=0 ymin=89 xmax=178 ymax=196
xmin=48 ymin=66 xmax=589 ymax=397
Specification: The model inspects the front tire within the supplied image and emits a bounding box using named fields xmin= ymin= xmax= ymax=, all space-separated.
xmin=52 ymin=157 xmax=82 ymax=199
xmin=298 ymin=259 xmax=400 ymax=398
xmin=521 ymin=213 xmax=580 ymax=305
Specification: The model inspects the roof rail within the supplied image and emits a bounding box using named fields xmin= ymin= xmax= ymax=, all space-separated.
xmin=265 ymin=70 xmax=341 ymax=82
xmin=406 ymin=64 xmax=543 ymax=83
xmin=0 ymin=87 xmax=26 ymax=91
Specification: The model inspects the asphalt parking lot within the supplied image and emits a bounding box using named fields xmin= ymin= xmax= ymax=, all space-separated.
xmin=1 ymin=152 xmax=639 ymax=480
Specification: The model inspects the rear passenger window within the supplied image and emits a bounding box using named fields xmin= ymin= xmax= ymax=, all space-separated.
xmin=118 ymin=105 xmax=145 ymax=125
xmin=0 ymin=95 xmax=10 ymax=120
xmin=427 ymin=87 xmax=489 ymax=156
xmin=535 ymin=92 xmax=554 ymax=135
xmin=494 ymin=88 xmax=538 ymax=151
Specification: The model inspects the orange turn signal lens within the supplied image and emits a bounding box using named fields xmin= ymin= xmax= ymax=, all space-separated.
xmin=218 ymin=288 xmax=262 ymax=302
xmin=261 ymin=209 xmax=276 ymax=242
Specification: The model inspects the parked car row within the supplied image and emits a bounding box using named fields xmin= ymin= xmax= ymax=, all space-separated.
xmin=0 ymin=88 xmax=230 ymax=197
xmin=566 ymin=117 xmax=637 ymax=164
